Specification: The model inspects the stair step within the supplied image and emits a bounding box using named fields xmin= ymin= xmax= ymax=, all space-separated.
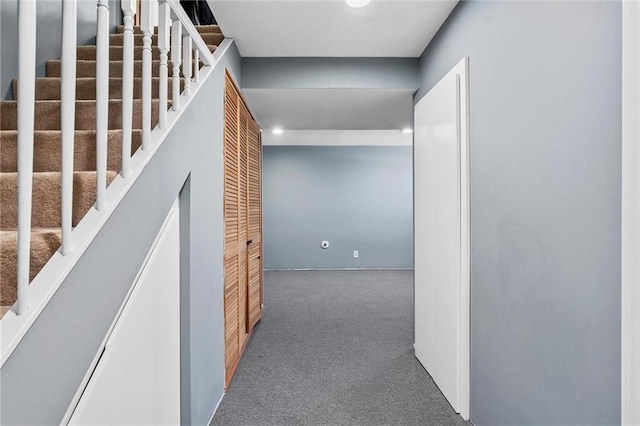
xmin=116 ymin=24 xmax=222 ymax=34
xmin=77 ymin=44 xmax=218 ymax=61
xmin=1 ymin=99 xmax=163 ymax=131
xmin=0 ymin=229 xmax=63 ymax=307
xmin=47 ymin=59 xmax=202 ymax=78
xmin=1 ymin=171 xmax=118 ymax=229
xmin=12 ymin=77 xmax=184 ymax=100
xmin=109 ymin=32 xmax=224 ymax=47
xmin=0 ymin=130 xmax=142 ymax=173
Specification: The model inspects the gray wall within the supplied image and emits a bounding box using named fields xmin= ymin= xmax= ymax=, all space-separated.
xmin=416 ymin=2 xmax=621 ymax=424
xmin=263 ymin=145 xmax=413 ymax=270
xmin=242 ymin=57 xmax=419 ymax=90
xmin=0 ymin=43 xmax=242 ymax=425
xmin=0 ymin=0 xmax=121 ymax=100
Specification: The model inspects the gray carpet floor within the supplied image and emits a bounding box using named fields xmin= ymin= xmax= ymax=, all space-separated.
xmin=210 ymin=270 xmax=470 ymax=426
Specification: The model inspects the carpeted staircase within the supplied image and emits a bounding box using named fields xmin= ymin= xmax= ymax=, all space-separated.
xmin=0 ymin=24 xmax=223 ymax=318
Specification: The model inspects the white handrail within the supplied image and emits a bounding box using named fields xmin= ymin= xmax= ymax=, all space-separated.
xmin=61 ymin=0 xmax=77 ymax=256
xmin=171 ymin=19 xmax=182 ymax=111
xmin=95 ymin=0 xmax=110 ymax=210
xmin=121 ymin=0 xmax=136 ymax=177
xmin=16 ymin=0 xmax=37 ymax=315
xmin=140 ymin=0 xmax=154 ymax=150
xmin=158 ymin=0 xmax=170 ymax=129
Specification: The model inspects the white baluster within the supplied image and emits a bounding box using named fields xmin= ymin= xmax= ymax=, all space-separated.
xmin=61 ymin=0 xmax=77 ymax=256
xmin=140 ymin=0 xmax=154 ymax=149
xmin=96 ymin=0 xmax=109 ymax=210
xmin=16 ymin=0 xmax=37 ymax=315
xmin=171 ymin=20 xmax=182 ymax=111
xmin=182 ymin=34 xmax=192 ymax=96
xmin=158 ymin=1 xmax=170 ymax=129
xmin=193 ymin=49 xmax=200 ymax=83
xmin=120 ymin=0 xmax=136 ymax=177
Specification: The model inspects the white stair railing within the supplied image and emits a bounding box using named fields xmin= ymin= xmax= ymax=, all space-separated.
xmin=140 ymin=0 xmax=154 ymax=150
xmin=121 ymin=0 xmax=136 ymax=178
xmin=95 ymin=0 xmax=110 ymax=211
xmin=61 ymin=0 xmax=77 ymax=256
xmin=16 ymin=0 xmax=37 ymax=315
xmin=171 ymin=19 xmax=182 ymax=111
xmin=5 ymin=0 xmax=228 ymax=367
xmin=10 ymin=0 xmax=217 ymax=318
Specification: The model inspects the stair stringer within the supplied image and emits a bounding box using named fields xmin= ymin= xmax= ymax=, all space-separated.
xmin=0 ymin=39 xmax=239 ymax=426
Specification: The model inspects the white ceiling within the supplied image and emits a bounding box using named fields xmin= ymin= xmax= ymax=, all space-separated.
xmin=210 ymin=0 xmax=458 ymax=57
xmin=243 ymin=88 xmax=415 ymax=130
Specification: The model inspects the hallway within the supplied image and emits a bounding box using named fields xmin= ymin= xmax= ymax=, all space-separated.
xmin=211 ymin=270 xmax=469 ymax=426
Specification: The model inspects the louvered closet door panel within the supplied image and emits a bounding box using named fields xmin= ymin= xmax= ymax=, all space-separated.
xmin=223 ymin=78 xmax=240 ymax=385
xmin=247 ymin=118 xmax=262 ymax=329
xmin=224 ymin=257 xmax=239 ymax=381
xmin=237 ymin=103 xmax=249 ymax=348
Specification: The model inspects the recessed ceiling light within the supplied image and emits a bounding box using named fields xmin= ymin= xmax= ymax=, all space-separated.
xmin=272 ymin=127 xmax=284 ymax=135
xmin=402 ymin=128 xmax=413 ymax=134
xmin=346 ymin=0 xmax=370 ymax=8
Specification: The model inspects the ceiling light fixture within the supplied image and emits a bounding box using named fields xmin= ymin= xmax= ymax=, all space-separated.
xmin=402 ymin=128 xmax=413 ymax=134
xmin=272 ymin=127 xmax=284 ymax=135
xmin=346 ymin=0 xmax=370 ymax=8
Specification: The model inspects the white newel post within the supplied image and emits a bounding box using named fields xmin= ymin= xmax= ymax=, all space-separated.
xmin=121 ymin=0 xmax=136 ymax=177
xmin=158 ymin=0 xmax=170 ymax=129
xmin=182 ymin=34 xmax=192 ymax=96
xmin=95 ymin=0 xmax=109 ymax=210
xmin=16 ymin=0 xmax=37 ymax=315
xmin=140 ymin=0 xmax=154 ymax=150
xmin=61 ymin=0 xmax=77 ymax=255
xmin=171 ymin=19 xmax=182 ymax=111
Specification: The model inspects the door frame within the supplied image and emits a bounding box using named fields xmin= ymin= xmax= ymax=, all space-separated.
xmin=622 ymin=2 xmax=639 ymax=425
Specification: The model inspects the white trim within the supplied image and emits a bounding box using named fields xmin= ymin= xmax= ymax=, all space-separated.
xmin=622 ymin=2 xmax=640 ymax=425
xmin=458 ymin=56 xmax=470 ymax=422
xmin=0 ymin=39 xmax=235 ymax=367
xmin=262 ymin=129 xmax=413 ymax=146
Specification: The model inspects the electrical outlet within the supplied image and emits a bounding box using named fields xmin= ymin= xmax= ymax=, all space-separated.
xmin=353 ymin=250 xmax=359 ymax=259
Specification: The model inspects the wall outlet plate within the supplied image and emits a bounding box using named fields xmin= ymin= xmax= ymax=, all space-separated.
xmin=353 ymin=250 xmax=359 ymax=258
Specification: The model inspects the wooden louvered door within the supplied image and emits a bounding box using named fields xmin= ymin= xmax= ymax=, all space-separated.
xmin=237 ymin=103 xmax=249 ymax=350
xmin=223 ymin=71 xmax=262 ymax=387
xmin=223 ymin=77 xmax=240 ymax=386
xmin=247 ymin=118 xmax=262 ymax=330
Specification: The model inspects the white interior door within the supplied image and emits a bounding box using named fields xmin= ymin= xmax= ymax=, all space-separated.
xmin=68 ymin=204 xmax=181 ymax=425
xmin=414 ymin=57 xmax=469 ymax=420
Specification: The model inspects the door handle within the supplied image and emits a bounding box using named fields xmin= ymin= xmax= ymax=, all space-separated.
xmin=247 ymin=239 xmax=253 ymax=245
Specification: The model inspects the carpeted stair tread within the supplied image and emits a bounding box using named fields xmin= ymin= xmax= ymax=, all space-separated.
xmin=1 ymin=171 xmax=118 ymax=229
xmin=12 ymin=77 xmax=183 ymax=100
xmin=1 ymin=99 xmax=163 ymax=131
xmin=0 ymin=229 xmax=63 ymax=306
xmin=77 ymin=44 xmax=218 ymax=61
xmin=1 ymin=130 xmax=142 ymax=173
xmin=47 ymin=59 xmax=202 ymax=78
xmin=1 ymin=305 xmax=12 ymax=318
xmin=116 ymin=24 xmax=222 ymax=34
xmin=109 ymin=32 xmax=224 ymax=47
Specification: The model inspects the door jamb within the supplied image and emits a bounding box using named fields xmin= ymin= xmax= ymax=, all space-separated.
xmin=622 ymin=2 xmax=640 ymax=425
